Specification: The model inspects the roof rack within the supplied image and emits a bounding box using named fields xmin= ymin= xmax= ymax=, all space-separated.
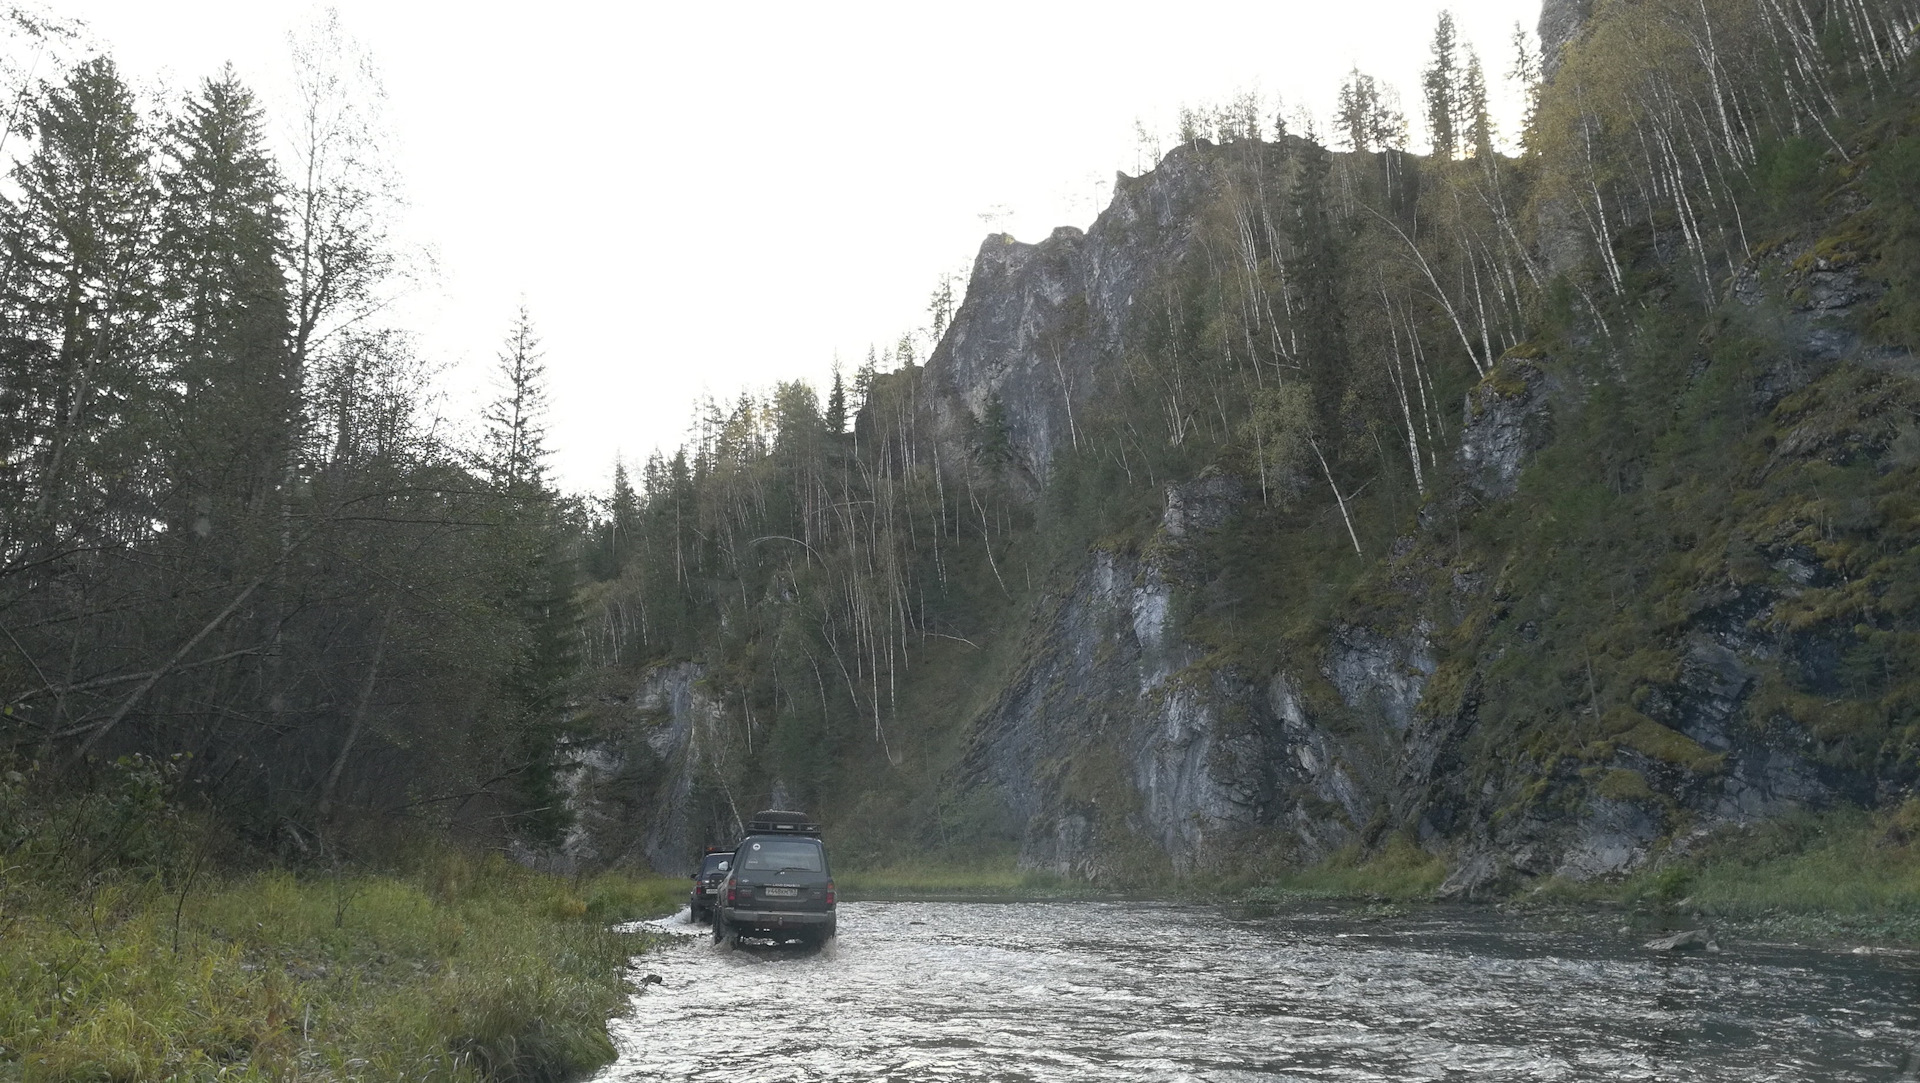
xmin=746 ymin=808 xmax=821 ymax=836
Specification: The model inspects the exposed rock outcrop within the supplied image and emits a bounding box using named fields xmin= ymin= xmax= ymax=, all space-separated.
xmin=924 ymin=144 xmax=1232 ymax=492
xmin=1538 ymin=0 xmax=1594 ymax=78
xmin=1459 ymin=361 xmax=1553 ymax=500
xmin=546 ymin=662 xmax=736 ymax=874
xmin=968 ymin=475 xmax=1270 ymax=877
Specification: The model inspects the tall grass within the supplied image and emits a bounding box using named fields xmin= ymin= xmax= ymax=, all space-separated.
xmin=1244 ymin=835 xmax=1451 ymax=902
xmin=1589 ymin=803 xmax=1920 ymax=941
xmin=0 ymin=849 xmax=683 ymax=1082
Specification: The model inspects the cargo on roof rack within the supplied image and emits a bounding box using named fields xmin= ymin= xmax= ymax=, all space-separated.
xmin=746 ymin=809 xmax=821 ymax=836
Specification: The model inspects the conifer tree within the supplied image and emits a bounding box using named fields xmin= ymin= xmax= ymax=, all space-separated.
xmin=1461 ymin=49 xmax=1495 ymax=160
xmin=158 ymin=67 xmax=293 ymax=531
xmin=480 ymin=306 xmax=578 ymax=844
xmin=1336 ymin=68 xmax=1381 ymax=152
xmin=1289 ymin=135 xmax=1347 ymax=441
xmin=825 ymin=362 xmax=848 ymax=435
xmin=1507 ymin=22 xmax=1542 ymax=146
xmin=1422 ymin=11 xmax=1461 ymax=160
xmin=1335 ymin=68 xmax=1408 ymax=153
xmin=598 ymin=459 xmax=638 ymax=576
xmin=927 ymin=276 xmax=956 ymax=342
xmin=1 ymin=56 xmax=160 ymax=551
xmin=483 ymin=305 xmax=549 ymax=496
xmin=853 ymin=348 xmax=880 ymax=413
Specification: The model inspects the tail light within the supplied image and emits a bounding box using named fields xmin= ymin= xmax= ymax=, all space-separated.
xmin=825 ymin=880 xmax=836 ymax=906
xmin=726 ymin=882 xmax=738 ymax=906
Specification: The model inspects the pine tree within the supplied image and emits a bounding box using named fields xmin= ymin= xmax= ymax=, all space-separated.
xmin=1422 ymin=11 xmax=1461 ymax=160
xmin=927 ymin=275 xmax=957 ymax=342
xmin=1289 ymin=135 xmax=1347 ymax=442
xmin=598 ymin=458 xmax=638 ymax=577
xmin=482 ymin=305 xmax=549 ymax=495
xmin=158 ymin=67 xmax=294 ymax=531
xmin=1461 ymin=49 xmax=1495 ymax=160
xmin=1 ymin=57 xmax=161 ymax=549
xmin=853 ymin=348 xmax=879 ymax=413
xmin=1336 ymin=68 xmax=1381 ymax=152
xmin=1507 ymin=22 xmax=1543 ymax=147
xmin=478 ymin=305 xmax=577 ymax=844
xmin=1335 ymin=68 xmax=1408 ymax=154
xmin=825 ymin=362 xmax=848 ymax=435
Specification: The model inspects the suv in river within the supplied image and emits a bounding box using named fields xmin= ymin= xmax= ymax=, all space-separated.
xmin=712 ymin=810 xmax=836 ymax=948
xmin=688 ymin=848 xmax=733 ymax=923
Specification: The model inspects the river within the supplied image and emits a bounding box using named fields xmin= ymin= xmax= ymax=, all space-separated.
xmin=595 ymin=900 xmax=1920 ymax=1081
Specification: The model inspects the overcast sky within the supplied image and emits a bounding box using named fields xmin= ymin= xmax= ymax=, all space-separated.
xmin=56 ymin=0 xmax=1541 ymax=494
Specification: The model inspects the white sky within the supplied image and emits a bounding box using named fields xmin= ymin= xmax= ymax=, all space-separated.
xmin=56 ymin=0 xmax=1542 ymax=495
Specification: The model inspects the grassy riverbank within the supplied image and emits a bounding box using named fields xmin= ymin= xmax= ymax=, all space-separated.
xmin=1541 ymin=802 xmax=1920 ymax=946
xmin=0 ymin=852 xmax=683 ymax=1081
xmin=1234 ymin=803 xmax=1920 ymax=947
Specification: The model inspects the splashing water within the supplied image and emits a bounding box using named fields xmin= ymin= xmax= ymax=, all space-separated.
xmin=596 ymin=901 xmax=1920 ymax=1081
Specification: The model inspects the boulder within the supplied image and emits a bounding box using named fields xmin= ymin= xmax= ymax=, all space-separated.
xmin=1644 ymin=929 xmax=1720 ymax=953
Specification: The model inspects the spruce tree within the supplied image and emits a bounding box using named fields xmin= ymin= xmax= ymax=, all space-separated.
xmin=1336 ymin=68 xmax=1380 ymax=152
xmin=479 ymin=305 xmax=577 ymax=844
xmin=2 ymin=57 xmax=160 ymax=549
xmin=1422 ymin=11 xmax=1460 ymax=160
xmin=482 ymin=305 xmax=549 ymax=496
xmin=825 ymin=362 xmax=848 ymax=435
xmin=1461 ymin=49 xmax=1495 ymax=160
xmin=1289 ymin=135 xmax=1348 ymax=443
xmin=158 ymin=67 xmax=294 ymax=532
xmin=610 ymin=460 xmax=638 ymax=563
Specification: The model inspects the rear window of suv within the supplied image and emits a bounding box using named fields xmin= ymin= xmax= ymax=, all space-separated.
xmin=739 ymin=837 xmax=825 ymax=873
xmin=700 ymin=853 xmax=732 ymax=874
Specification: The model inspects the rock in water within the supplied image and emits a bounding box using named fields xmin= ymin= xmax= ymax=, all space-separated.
xmin=1644 ymin=929 xmax=1718 ymax=952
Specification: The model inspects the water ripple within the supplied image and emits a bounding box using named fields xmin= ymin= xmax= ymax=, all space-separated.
xmin=595 ymin=901 xmax=1920 ymax=1082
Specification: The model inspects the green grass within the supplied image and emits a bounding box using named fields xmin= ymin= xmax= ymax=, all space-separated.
xmin=1527 ymin=802 xmax=1920 ymax=945
xmin=1242 ymin=835 xmax=1451 ymax=903
xmin=0 ymin=853 xmax=683 ymax=1082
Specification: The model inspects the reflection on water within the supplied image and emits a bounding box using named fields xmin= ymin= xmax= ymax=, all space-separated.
xmin=595 ymin=901 xmax=1920 ymax=1081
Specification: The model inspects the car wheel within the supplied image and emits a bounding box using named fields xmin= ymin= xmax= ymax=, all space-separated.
xmin=711 ymin=915 xmax=727 ymax=944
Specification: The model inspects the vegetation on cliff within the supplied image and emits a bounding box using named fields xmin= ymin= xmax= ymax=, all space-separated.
xmin=568 ymin=0 xmax=1919 ymax=910
xmin=3 ymin=0 xmax=1920 ymax=1072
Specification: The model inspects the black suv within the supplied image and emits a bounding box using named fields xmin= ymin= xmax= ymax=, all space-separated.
xmin=712 ymin=810 xmax=836 ymax=948
xmin=688 ymin=848 xmax=733 ymax=923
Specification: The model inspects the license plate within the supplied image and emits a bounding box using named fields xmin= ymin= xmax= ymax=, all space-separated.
xmin=762 ymin=886 xmax=798 ymax=898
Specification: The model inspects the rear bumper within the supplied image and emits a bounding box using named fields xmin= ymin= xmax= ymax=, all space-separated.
xmin=722 ymin=907 xmax=835 ymax=933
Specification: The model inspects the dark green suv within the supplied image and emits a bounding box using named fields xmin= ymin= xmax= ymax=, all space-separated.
xmin=712 ymin=811 xmax=836 ymax=948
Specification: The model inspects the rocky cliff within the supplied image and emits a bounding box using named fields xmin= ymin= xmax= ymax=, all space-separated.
xmin=563 ymin=0 xmax=1918 ymax=890
xmin=924 ymin=144 xmax=1236 ymax=493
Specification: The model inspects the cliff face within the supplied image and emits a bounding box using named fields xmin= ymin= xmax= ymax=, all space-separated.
xmin=1537 ymin=0 xmax=1594 ymax=77
xmin=944 ymin=197 xmax=1916 ymax=885
xmin=966 ymin=472 xmax=1273 ymax=877
xmin=557 ymin=662 xmax=735 ymax=874
xmin=923 ymin=145 xmax=1231 ymax=492
xmin=565 ymin=12 xmax=1918 ymax=887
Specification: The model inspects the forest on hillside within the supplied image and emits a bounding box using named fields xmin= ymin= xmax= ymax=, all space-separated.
xmin=2 ymin=0 xmax=1917 ymax=882
xmin=0 ymin=13 xmax=582 ymax=865
xmin=563 ymin=0 xmax=1920 ymax=871
xmin=5 ymin=1 xmax=1914 ymax=1077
